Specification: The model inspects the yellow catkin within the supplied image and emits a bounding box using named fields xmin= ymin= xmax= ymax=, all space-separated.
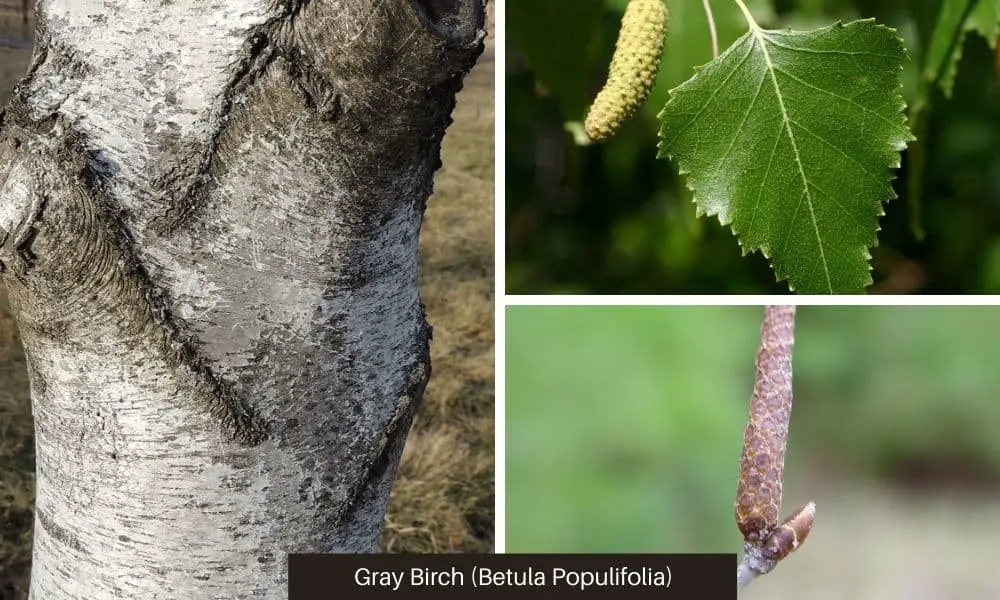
xmin=584 ymin=0 xmax=669 ymax=142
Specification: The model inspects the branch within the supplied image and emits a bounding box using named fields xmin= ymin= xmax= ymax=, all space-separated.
xmin=736 ymin=560 xmax=760 ymax=590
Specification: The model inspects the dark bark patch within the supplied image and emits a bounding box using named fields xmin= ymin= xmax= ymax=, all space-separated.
xmin=328 ymin=354 xmax=430 ymax=537
xmin=82 ymin=148 xmax=119 ymax=190
xmin=297 ymin=477 xmax=313 ymax=502
xmin=0 ymin=125 xmax=272 ymax=449
xmin=147 ymin=30 xmax=279 ymax=237
xmin=410 ymin=0 xmax=485 ymax=47
xmin=13 ymin=225 xmax=37 ymax=271
xmin=35 ymin=507 xmax=86 ymax=553
xmin=282 ymin=55 xmax=343 ymax=122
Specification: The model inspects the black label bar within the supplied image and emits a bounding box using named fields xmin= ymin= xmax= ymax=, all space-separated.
xmin=289 ymin=553 xmax=736 ymax=599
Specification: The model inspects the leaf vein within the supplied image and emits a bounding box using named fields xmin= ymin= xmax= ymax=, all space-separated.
xmin=754 ymin=27 xmax=833 ymax=292
xmin=718 ymin=70 xmax=769 ymax=174
xmin=774 ymin=66 xmax=900 ymax=130
xmin=745 ymin=120 xmax=784 ymax=242
xmin=761 ymin=35 xmax=897 ymax=60
xmin=780 ymin=190 xmax=806 ymax=261
xmin=808 ymin=181 xmax=869 ymax=234
xmin=788 ymin=119 xmax=882 ymax=186
xmin=661 ymin=37 xmax=756 ymax=149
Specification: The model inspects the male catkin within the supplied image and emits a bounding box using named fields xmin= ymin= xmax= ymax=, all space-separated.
xmin=584 ymin=0 xmax=668 ymax=142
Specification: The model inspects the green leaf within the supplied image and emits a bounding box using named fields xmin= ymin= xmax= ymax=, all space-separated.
xmin=909 ymin=0 xmax=997 ymax=239
xmin=968 ymin=0 xmax=1000 ymax=47
xmin=924 ymin=0 xmax=999 ymax=98
xmin=657 ymin=20 xmax=910 ymax=293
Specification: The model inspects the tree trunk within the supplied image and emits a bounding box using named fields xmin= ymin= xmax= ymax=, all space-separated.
xmin=0 ymin=1 xmax=486 ymax=598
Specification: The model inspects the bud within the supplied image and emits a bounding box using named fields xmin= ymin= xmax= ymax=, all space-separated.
xmin=762 ymin=502 xmax=816 ymax=560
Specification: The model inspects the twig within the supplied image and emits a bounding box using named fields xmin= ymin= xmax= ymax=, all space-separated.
xmin=736 ymin=562 xmax=760 ymax=590
xmin=702 ymin=0 xmax=719 ymax=58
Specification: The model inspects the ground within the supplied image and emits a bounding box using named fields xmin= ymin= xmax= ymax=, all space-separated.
xmin=0 ymin=5 xmax=494 ymax=598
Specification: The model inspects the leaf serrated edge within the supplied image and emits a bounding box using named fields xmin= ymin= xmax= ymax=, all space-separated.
xmin=655 ymin=20 xmax=914 ymax=293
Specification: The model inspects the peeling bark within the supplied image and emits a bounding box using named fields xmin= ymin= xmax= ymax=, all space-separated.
xmin=0 ymin=1 xmax=486 ymax=598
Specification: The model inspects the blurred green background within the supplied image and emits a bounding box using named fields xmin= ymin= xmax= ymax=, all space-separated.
xmin=506 ymin=306 xmax=1000 ymax=598
xmin=507 ymin=0 xmax=1000 ymax=293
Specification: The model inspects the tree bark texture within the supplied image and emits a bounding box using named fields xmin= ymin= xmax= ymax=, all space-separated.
xmin=0 ymin=1 xmax=486 ymax=598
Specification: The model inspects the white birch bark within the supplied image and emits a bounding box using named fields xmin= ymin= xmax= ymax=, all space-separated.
xmin=0 ymin=1 xmax=486 ymax=598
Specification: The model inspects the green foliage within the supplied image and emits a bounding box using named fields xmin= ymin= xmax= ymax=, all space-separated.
xmin=796 ymin=308 xmax=1000 ymax=480
xmin=509 ymin=0 xmax=777 ymax=125
xmin=506 ymin=0 xmax=606 ymax=120
xmin=658 ymin=19 xmax=910 ymax=292
xmin=924 ymin=0 xmax=999 ymax=98
xmin=907 ymin=0 xmax=998 ymax=239
xmin=968 ymin=0 xmax=1000 ymax=45
xmin=506 ymin=306 xmax=1000 ymax=552
xmin=507 ymin=0 xmax=1000 ymax=293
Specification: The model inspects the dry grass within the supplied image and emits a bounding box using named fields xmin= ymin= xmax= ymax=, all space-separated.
xmin=0 ymin=288 xmax=32 ymax=600
xmin=0 ymin=5 xmax=494 ymax=596
xmin=0 ymin=11 xmax=35 ymax=597
xmin=0 ymin=5 xmax=32 ymax=108
xmin=0 ymin=3 xmax=31 ymax=34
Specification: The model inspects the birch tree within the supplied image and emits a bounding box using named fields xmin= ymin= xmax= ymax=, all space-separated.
xmin=0 ymin=1 xmax=487 ymax=598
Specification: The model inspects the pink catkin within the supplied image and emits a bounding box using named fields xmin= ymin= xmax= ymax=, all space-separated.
xmin=735 ymin=305 xmax=795 ymax=540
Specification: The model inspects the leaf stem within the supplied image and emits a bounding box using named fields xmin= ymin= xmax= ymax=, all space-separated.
xmin=702 ymin=0 xmax=719 ymax=58
xmin=733 ymin=0 xmax=759 ymax=31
